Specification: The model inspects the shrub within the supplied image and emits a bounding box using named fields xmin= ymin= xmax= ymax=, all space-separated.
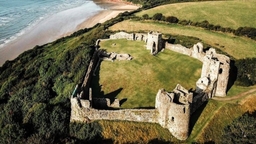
xmin=234 ymin=27 xmax=256 ymax=40
xmin=236 ymin=58 xmax=256 ymax=86
xmin=165 ymin=16 xmax=179 ymax=23
xmin=221 ymin=113 xmax=256 ymax=143
xmin=142 ymin=14 xmax=149 ymax=19
xmin=198 ymin=20 xmax=209 ymax=28
xmin=152 ymin=13 xmax=163 ymax=21
xmin=69 ymin=122 xmax=102 ymax=142
xmin=178 ymin=20 xmax=189 ymax=25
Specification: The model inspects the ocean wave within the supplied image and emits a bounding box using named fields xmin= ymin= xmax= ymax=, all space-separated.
xmin=0 ymin=0 xmax=96 ymax=47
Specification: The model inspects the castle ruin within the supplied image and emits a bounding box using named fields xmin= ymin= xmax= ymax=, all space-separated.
xmin=70 ymin=31 xmax=230 ymax=140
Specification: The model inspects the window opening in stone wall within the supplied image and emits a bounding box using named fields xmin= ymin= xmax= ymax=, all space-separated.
xmin=172 ymin=117 xmax=174 ymax=122
xmin=152 ymin=42 xmax=156 ymax=53
xmin=219 ymin=68 xmax=223 ymax=74
xmin=183 ymin=107 xmax=186 ymax=113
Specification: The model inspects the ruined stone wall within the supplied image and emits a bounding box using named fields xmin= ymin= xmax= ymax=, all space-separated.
xmin=71 ymin=84 xmax=192 ymax=140
xmin=165 ymin=43 xmax=192 ymax=56
xmin=155 ymin=86 xmax=192 ymax=140
xmin=81 ymin=49 xmax=99 ymax=99
xmin=134 ymin=33 xmax=148 ymax=42
xmin=70 ymin=97 xmax=159 ymax=123
xmin=165 ymin=42 xmax=205 ymax=62
xmin=92 ymin=98 xmax=120 ymax=108
xmin=110 ymin=32 xmax=134 ymax=40
xmin=166 ymin=42 xmax=230 ymax=97
xmin=70 ymin=32 xmax=231 ymax=141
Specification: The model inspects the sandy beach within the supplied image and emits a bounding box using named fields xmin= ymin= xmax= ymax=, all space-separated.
xmin=0 ymin=0 xmax=138 ymax=66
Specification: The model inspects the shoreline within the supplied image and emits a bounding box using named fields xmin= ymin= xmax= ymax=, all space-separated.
xmin=0 ymin=0 xmax=139 ymax=66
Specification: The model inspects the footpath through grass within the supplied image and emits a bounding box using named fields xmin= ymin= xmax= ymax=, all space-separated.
xmin=137 ymin=1 xmax=256 ymax=29
xmin=92 ymin=39 xmax=201 ymax=108
xmin=109 ymin=20 xmax=256 ymax=59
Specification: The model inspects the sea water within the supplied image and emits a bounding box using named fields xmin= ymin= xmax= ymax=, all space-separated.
xmin=0 ymin=0 xmax=102 ymax=47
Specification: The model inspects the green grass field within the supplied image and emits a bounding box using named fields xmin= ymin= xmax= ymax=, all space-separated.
xmin=92 ymin=39 xmax=202 ymax=108
xmin=109 ymin=20 xmax=256 ymax=59
xmin=136 ymin=1 xmax=256 ymax=29
xmin=93 ymin=1 xmax=256 ymax=142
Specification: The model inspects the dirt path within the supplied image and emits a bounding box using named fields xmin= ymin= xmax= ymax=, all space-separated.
xmin=212 ymin=88 xmax=256 ymax=101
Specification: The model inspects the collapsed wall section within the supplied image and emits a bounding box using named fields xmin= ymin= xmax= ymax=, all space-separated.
xmin=110 ymin=31 xmax=134 ymax=40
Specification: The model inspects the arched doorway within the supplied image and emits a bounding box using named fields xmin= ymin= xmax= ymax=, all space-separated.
xmin=151 ymin=42 xmax=157 ymax=55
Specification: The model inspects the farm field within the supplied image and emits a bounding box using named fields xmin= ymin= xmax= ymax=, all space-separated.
xmin=136 ymin=1 xmax=256 ymax=29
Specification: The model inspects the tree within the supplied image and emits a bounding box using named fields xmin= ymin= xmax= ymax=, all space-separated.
xmin=236 ymin=58 xmax=256 ymax=86
xmin=221 ymin=113 xmax=256 ymax=143
xmin=142 ymin=14 xmax=149 ymax=19
xmin=165 ymin=16 xmax=179 ymax=23
xmin=152 ymin=13 xmax=163 ymax=21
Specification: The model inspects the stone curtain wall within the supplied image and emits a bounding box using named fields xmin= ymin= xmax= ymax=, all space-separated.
xmin=110 ymin=32 xmax=135 ymax=40
xmin=71 ymin=98 xmax=159 ymax=123
xmin=165 ymin=42 xmax=205 ymax=62
xmin=70 ymin=85 xmax=193 ymax=140
xmin=70 ymin=31 xmax=231 ymax=141
xmin=81 ymin=49 xmax=99 ymax=99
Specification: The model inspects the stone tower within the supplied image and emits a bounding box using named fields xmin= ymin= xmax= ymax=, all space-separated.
xmin=206 ymin=49 xmax=230 ymax=96
xmin=196 ymin=48 xmax=230 ymax=97
xmin=155 ymin=84 xmax=193 ymax=140
xmin=146 ymin=31 xmax=162 ymax=55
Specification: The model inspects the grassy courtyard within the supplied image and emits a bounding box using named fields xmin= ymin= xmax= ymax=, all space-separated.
xmin=92 ymin=39 xmax=202 ymax=108
xmin=109 ymin=20 xmax=256 ymax=59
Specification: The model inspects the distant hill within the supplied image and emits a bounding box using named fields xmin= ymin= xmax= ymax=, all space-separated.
xmin=136 ymin=1 xmax=256 ymax=29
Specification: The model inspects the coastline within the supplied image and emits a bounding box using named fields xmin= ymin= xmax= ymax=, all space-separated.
xmin=0 ymin=0 xmax=138 ymax=66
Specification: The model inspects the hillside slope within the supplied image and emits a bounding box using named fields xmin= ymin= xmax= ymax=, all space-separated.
xmin=137 ymin=1 xmax=256 ymax=29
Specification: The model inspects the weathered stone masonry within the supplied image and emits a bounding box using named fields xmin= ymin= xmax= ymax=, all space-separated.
xmin=71 ymin=84 xmax=192 ymax=140
xmin=70 ymin=31 xmax=230 ymax=140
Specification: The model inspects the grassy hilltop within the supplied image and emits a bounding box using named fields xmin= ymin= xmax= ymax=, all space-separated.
xmin=0 ymin=0 xmax=256 ymax=143
xmin=136 ymin=1 xmax=256 ymax=29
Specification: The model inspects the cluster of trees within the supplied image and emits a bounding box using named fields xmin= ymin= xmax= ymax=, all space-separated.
xmin=140 ymin=13 xmax=256 ymax=40
xmin=221 ymin=113 xmax=256 ymax=143
xmin=235 ymin=58 xmax=256 ymax=86
xmin=0 ymin=6 xmax=141 ymax=142
xmin=127 ymin=0 xmax=216 ymax=9
xmin=0 ymin=24 xmax=109 ymax=143
xmin=142 ymin=13 xmax=179 ymax=24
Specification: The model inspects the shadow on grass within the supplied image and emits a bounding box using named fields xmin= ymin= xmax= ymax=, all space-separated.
xmin=189 ymin=101 xmax=208 ymax=135
xmin=120 ymin=98 xmax=127 ymax=106
xmin=90 ymin=59 xmax=127 ymax=109
xmin=227 ymin=60 xmax=237 ymax=93
xmin=133 ymin=106 xmax=155 ymax=109
xmin=105 ymin=88 xmax=123 ymax=104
